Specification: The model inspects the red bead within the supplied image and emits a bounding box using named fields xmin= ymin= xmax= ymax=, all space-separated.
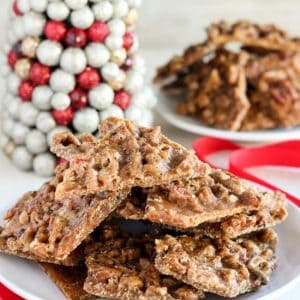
xmin=123 ymin=32 xmax=134 ymax=50
xmin=19 ymin=81 xmax=34 ymax=102
xmin=13 ymin=0 xmax=22 ymax=16
xmin=70 ymin=88 xmax=88 ymax=110
xmin=44 ymin=21 xmax=67 ymax=41
xmin=114 ymin=91 xmax=131 ymax=110
xmin=87 ymin=22 xmax=109 ymax=42
xmin=52 ymin=107 xmax=74 ymax=126
xmin=65 ymin=28 xmax=87 ymax=47
xmin=122 ymin=57 xmax=133 ymax=71
xmin=8 ymin=50 xmax=18 ymax=68
xmin=29 ymin=62 xmax=51 ymax=85
xmin=77 ymin=67 xmax=100 ymax=90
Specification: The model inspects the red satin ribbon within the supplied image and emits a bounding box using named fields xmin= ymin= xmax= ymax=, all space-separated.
xmin=193 ymin=137 xmax=300 ymax=207
xmin=0 ymin=283 xmax=21 ymax=300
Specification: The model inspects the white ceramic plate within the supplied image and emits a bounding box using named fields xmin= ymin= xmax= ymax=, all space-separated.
xmin=155 ymin=89 xmax=300 ymax=142
xmin=0 ymin=153 xmax=300 ymax=300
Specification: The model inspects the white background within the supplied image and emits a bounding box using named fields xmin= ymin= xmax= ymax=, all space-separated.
xmin=0 ymin=0 xmax=300 ymax=299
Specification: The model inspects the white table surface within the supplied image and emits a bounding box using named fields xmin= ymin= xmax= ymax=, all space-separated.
xmin=0 ymin=0 xmax=300 ymax=299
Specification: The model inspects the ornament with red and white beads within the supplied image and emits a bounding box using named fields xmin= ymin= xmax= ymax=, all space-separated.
xmin=1 ymin=0 xmax=156 ymax=176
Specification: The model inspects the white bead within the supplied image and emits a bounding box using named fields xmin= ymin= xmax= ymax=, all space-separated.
xmin=29 ymin=0 xmax=48 ymax=12
xmin=143 ymin=87 xmax=157 ymax=108
xmin=25 ymin=129 xmax=48 ymax=154
xmin=73 ymin=108 xmax=99 ymax=133
xmin=51 ymin=92 xmax=71 ymax=110
xmin=18 ymin=0 xmax=30 ymax=13
xmin=23 ymin=12 xmax=46 ymax=36
xmin=50 ymin=69 xmax=76 ymax=93
xmin=101 ymin=62 xmax=120 ymax=81
xmin=7 ymin=73 xmax=21 ymax=95
xmin=12 ymin=122 xmax=30 ymax=145
xmin=47 ymin=2 xmax=70 ymax=21
xmin=47 ymin=126 xmax=69 ymax=146
xmin=37 ymin=40 xmax=63 ymax=66
xmin=65 ymin=0 xmax=88 ymax=10
xmin=33 ymin=153 xmax=56 ymax=177
xmin=19 ymin=102 xmax=39 ymax=127
xmin=113 ymin=0 xmax=129 ymax=18
xmin=88 ymin=83 xmax=114 ymax=110
xmin=92 ymin=1 xmax=113 ymax=22
xmin=131 ymin=91 xmax=148 ymax=108
xmin=3 ymin=43 xmax=10 ymax=54
xmin=100 ymin=104 xmax=124 ymax=121
xmin=12 ymin=146 xmax=33 ymax=171
xmin=3 ymin=94 xmax=13 ymax=109
xmin=60 ymin=48 xmax=87 ymax=74
xmin=139 ymin=109 xmax=154 ymax=127
xmin=3 ymin=94 xmax=13 ymax=108
xmin=0 ymin=134 xmax=9 ymax=149
xmin=7 ymin=30 xmax=18 ymax=46
xmin=0 ymin=52 xmax=6 ymax=65
xmin=13 ymin=17 xmax=25 ymax=40
xmin=32 ymin=86 xmax=53 ymax=110
xmin=108 ymin=19 xmax=126 ymax=35
xmin=125 ymin=104 xmax=143 ymax=123
xmin=2 ymin=118 xmax=14 ymax=137
xmin=85 ymin=43 xmax=109 ymax=68
xmin=36 ymin=112 xmax=56 ymax=133
xmin=126 ymin=71 xmax=144 ymax=93
xmin=127 ymin=0 xmax=142 ymax=8
xmin=71 ymin=7 xmax=94 ymax=29
xmin=7 ymin=97 xmax=21 ymax=120
xmin=133 ymin=55 xmax=146 ymax=73
xmin=105 ymin=34 xmax=123 ymax=50
xmin=0 ymin=65 xmax=11 ymax=76
xmin=132 ymin=87 xmax=157 ymax=109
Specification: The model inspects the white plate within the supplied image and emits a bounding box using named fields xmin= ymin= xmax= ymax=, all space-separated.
xmin=155 ymin=89 xmax=300 ymax=142
xmin=0 ymin=154 xmax=300 ymax=300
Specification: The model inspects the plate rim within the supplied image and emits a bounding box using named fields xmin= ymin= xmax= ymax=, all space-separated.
xmin=0 ymin=263 xmax=44 ymax=300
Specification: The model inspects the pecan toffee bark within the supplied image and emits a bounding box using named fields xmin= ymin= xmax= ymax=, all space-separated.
xmin=155 ymin=21 xmax=300 ymax=131
xmin=177 ymin=50 xmax=250 ymax=131
xmin=0 ymin=164 xmax=127 ymax=262
xmin=117 ymin=169 xmax=287 ymax=231
xmin=52 ymin=117 xmax=208 ymax=200
xmin=155 ymin=229 xmax=278 ymax=298
xmin=84 ymin=223 xmax=204 ymax=300
xmin=39 ymin=263 xmax=94 ymax=300
xmin=196 ymin=192 xmax=288 ymax=239
xmin=0 ymin=231 xmax=87 ymax=266
xmin=207 ymin=20 xmax=300 ymax=53
xmin=243 ymin=51 xmax=300 ymax=130
xmin=154 ymin=42 xmax=216 ymax=84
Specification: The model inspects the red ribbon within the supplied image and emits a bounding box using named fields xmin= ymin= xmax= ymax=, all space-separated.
xmin=193 ymin=137 xmax=300 ymax=207
xmin=0 ymin=284 xmax=21 ymax=300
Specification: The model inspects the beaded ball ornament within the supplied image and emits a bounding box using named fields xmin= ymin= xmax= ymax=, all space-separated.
xmin=0 ymin=0 xmax=157 ymax=177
